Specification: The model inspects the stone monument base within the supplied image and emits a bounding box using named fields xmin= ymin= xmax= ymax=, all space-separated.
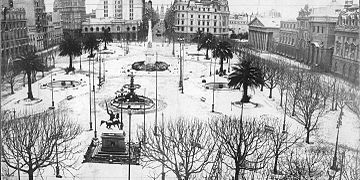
xmin=101 ymin=131 xmax=126 ymax=153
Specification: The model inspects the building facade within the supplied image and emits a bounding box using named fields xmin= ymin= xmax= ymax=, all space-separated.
xmin=53 ymin=0 xmax=86 ymax=34
xmin=173 ymin=0 xmax=230 ymax=40
xmin=229 ymin=13 xmax=249 ymax=35
xmin=1 ymin=3 xmax=29 ymax=73
xmin=274 ymin=20 xmax=298 ymax=58
xmin=307 ymin=15 xmax=337 ymax=70
xmin=332 ymin=6 xmax=359 ymax=84
xmin=296 ymin=9 xmax=311 ymax=62
xmin=82 ymin=0 xmax=144 ymax=41
xmin=248 ymin=17 xmax=280 ymax=52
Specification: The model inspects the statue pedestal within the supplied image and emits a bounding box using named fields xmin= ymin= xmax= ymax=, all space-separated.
xmin=145 ymin=49 xmax=155 ymax=64
xmin=101 ymin=131 xmax=126 ymax=153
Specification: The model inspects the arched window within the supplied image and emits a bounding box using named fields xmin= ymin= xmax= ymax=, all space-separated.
xmin=335 ymin=41 xmax=341 ymax=55
xmin=96 ymin=27 xmax=99 ymax=31
xmin=117 ymin=26 xmax=120 ymax=31
xmin=132 ymin=26 xmax=136 ymax=31
xmin=107 ymin=27 xmax=110 ymax=31
xmin=127 ymin=27 xmax=130 ymax=31
xmin=101 ymin=27 xmax=105 ymax=31
xmin=344 ymin=42 xmax=349 ymax=57
xmin=85 ymin=27 xmax=88 ymax=32
xmin=90 ymin=27 xmax=94 ymax=31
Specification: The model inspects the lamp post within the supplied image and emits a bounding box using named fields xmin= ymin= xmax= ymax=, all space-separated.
xmin=143 ymin=88 xmax=146 ymax=143
xmin=128 ymin=105 xmax=132 ymax=180
xmin=49 ymin=77 xmax=62 ymax=178
xmin=211 ymin=58 xmax=216 ymax=112
xmin=178 ymin=38 xmax=184 ymax=93
xmin=328 ymin=103 xmax=347 ymax=180
xmin=93 ymin=54 xmax=97 ymax=140
xmin=161 ymin=113 xmax=165 ymax=180
xmin=155 ymin=53 xmax=158 ymax=135
xmin=88 ymin=55 xmax=93 ymax=130
xmin=282 ymin=89 xmax=288 ymax=133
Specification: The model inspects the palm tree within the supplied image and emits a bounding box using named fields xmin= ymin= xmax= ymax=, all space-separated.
xmin=228 ymin=55 xmax=264 ymax=103
xmin=15 ymin=53 xmax=44 ymax=100
xmin=198 ymin=33 xmax=217 ymax=59
xmin=212 ymin=40 xmax=233 ymax=76
xmin=102 ymin=28 xmax=113 ymax=50
xmin=83 ymin=34 xmax=100 ymax=58
xmin=59 ymin=34 xmax=82 ymax=73
xmin=193 ymin=30 xmax=204 ymax=50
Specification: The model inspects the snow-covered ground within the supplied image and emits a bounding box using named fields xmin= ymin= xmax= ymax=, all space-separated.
xmin=1 ymin=42 xmax=359 ymax=179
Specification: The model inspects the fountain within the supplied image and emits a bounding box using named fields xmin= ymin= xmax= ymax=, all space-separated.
xmin=132 ymin=20 xmax=169 ymax=71
xmin=109 ymin=72 xmax=155 ymax=111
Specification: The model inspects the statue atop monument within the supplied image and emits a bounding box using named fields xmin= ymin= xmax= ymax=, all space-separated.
xmin=147 ymin=20 xmax=153 ymax=48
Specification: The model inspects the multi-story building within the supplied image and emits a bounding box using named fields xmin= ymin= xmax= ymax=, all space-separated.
xmin=332 ymin=5 xmax=359 ymax=84
xmin=296 ymin=7 xmax=311 ymax=62
xmin=274 ymin=20 xmax=298 ymax=58
xmin=13 ymin=0 xmax=48 ymax=52
xmin=82 ymin=0 xmax=144 ymax=41
xmin=1 ymin=1 xmax=29 ymax=74
xmin=248 ymin=17 xmax=280 ymax=52
xmin=307 ymin=15 xmax=337 ymax=70
xmin=53 ymin=0 xmax=86 ymax=35
xmin=229 ymin=14 xmax=249 ymax=35
xmin=173 ymin=0 xmax=230 ymax=40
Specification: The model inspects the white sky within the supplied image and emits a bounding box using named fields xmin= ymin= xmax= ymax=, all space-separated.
xmin=44 ymin=0 xmax=346 ymax=18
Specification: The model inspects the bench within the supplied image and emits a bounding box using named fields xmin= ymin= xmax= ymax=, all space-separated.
xmin=200 ymin=97 xmax=206 ymax=102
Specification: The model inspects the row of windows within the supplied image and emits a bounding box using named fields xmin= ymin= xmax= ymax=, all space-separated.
xmin=1 ymin=29 xmax=28 ymax=41
xmin=177 ymin=26 xmax=226 ymax=33
xmin=1 ymin=22 xmax=27 ymax=30
xmin=337 ymin=15 xmax=359 ymax=27
xmin=1 ymin=12 xmax=26 ymax=21
xmin=312 ymin=26 xmax=325 ymax=34
xmin=84 ymin=26 xmax=137 ymax=32
xmin=280 ymin=23 xmax=297 ymax=29
xmin=335 ymin=41 xmax=359 ymax=60
xmin=176 ymin=4 xmax=228 ymax=12
xmin=279 ymin=35 xmax=296 ymax=46
xmin=230 ymin=21 xmax=247 ymax=25
xmin=178 ymin=13 xmax=218 ymax=20
xmin=177 ymin=20 xmax=219 ymax=26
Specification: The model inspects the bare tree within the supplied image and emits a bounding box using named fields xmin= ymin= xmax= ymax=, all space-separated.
xmin=261 ymin=117 xmax=302 ymax=175
xmin=1 ymin=109 xmax=83 ymax=180
xmin=210 ymin=116 xmax=272 ymax=180
xmin=140 ymin=117 xmax=216 ymax=180
xmin=342 ymin=150 xmax=360 ymax=180
xmin=287 ymin=73 xmax=325 ymax=144
xmin=264 ymin=61 xmax=282 ymax=99
xmin=281 ymin=145 xmax=332 ymax=179
xmin=277 ymin=63 xmax=292 ymax=107
xmin=319 ymin=76 xmax=334 ymax=109
xmin=289 ymin=70 xmax=306 ymax=116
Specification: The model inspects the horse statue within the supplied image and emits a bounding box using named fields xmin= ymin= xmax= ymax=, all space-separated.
xmin=100 ymin=101 xmax=124 ymax=129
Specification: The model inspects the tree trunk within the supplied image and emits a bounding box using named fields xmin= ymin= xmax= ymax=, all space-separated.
xmin=235 ymin=166 xmax=241 ymax=180
xmin=292 ymin=96 xmax=296 ymax=116
xmin=242 ymin=84 xmax=249 ymax=103
xmin=305 ymin=127 xmax=310 ymax=144
xmin=28 ymin=171 xmax=34 ymax=180
xmin=273 ymin=153 xmax=279 ymax=174
xmin=260 ymin=84 xmax=264 ymax=91
xmin=10 ymin=83 xmax=14 ymax=94
xmin=269 ymin=87 xmax=273 ymax=98
xmin=323 ymin=97 xmax=327 ymax=108
xmin=172 ymin=36 xmax=175 ymax=56
xmin=104 ymin=41 xmax=107 ymax=50
xmin=219 ymin=58 xmax=224 ymax=75
xmin=280 ymin=89 xmax=283 ymax=107
xmin=69 ymin=55 xmax=73 ymax=69
xmin=206 ymin=48 xmax=209 ymax=59
xmin=27 ymin=72 xmax=34 ymax=100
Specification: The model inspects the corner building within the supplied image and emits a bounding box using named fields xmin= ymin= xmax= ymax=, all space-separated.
xmin=173 ymin=0 xmax=230 ymax=40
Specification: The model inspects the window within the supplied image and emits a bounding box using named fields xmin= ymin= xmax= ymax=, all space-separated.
xmin=207 ymin=15 xmax=210 ymax=19
xmin=190 ymin=27 xmax=193 ymax=31
xmin=198 ymin=15 xmax=200 ymax=18
xmin=191 ymin=14 xmax=193 ymax=18
xmin=182 ymin=14 xmax=184 ymax=17
xmin=214 ymin=28 xmax=216 ymax=33
xmin=85 ymin=27 xmax=88 ymax=32
xmin=181 ymin=20 xmax=184 ymax=25
xmin=203 ymin=15 xmax=205 ymax=18
xmin=317 ymin=26 xmax=319 ymax=33
xmin=181 ymin=27 xmax=184 ymax=31
xmin=214 ymin=22 xmax=217 ymax=26
xmin=312 ymin=26 xmax=315 ymax=32
xmin=207 ymin=28 xmax=209 ymax=32
xmin=198 ymin=21 xmax=200 ymax=25
xmin=207 ymin=22 xmax=209 ymax=26
xmin=321 ymin=27 xmax=324 ymax=33
xmin=182 ymin=6 xmax=184 ymax=10
xmin=190 ymin=21 xmax=193 ymax=25
xmin=214 ymin=15 xmax=216 ymax=19
xmin=202 ymin=21 xmax=205 ymax=25
xmin=208 ymin=8 xmax=210 ymax=11
xmin=96 ymin=27 xmax=99 ymax=31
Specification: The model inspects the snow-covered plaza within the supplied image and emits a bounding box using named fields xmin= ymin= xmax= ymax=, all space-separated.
xmin=1 ymin=41 xmax=359 ymax=180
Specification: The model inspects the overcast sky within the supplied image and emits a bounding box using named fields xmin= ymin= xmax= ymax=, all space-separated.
xmin=44 ymin=0 xmax=346 ymax=18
